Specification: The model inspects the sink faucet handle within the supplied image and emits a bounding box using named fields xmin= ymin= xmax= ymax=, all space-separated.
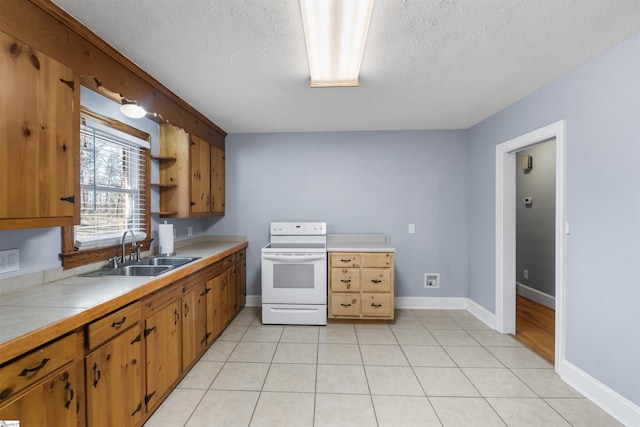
xmin=136 ymin=244 xmax=143 ymax=262
xmin=108 ymin=256 xmax=119 ymax=269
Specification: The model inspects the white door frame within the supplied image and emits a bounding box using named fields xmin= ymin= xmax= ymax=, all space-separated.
xmin=495 ymin=120 xmax=566 ymax=369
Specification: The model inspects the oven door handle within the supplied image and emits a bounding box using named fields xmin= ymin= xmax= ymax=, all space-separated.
xmin=262 ymin=253 xmax=326 ymax=262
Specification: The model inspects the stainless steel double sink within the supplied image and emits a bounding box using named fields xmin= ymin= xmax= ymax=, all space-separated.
xmin=83 ymin=256 xmax=200 ymax=277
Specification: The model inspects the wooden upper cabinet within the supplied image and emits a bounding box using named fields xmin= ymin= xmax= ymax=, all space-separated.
xmin=210 ymin=145 xmax=225 ymax=215
xmin=0 ymin=30 xmax=79 ymax=229
xmin=190 ymin=134 xmax=211 ymax=214
xmin=159 ymin=123 xmax=225 ymax=218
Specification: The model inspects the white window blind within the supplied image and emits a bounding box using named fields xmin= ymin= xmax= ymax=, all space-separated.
xmin=75 ymin=117 xmax=149 ymax=249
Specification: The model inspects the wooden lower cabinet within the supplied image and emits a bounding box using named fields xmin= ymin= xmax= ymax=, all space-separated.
xmin=328 ymin=251 xmax=395 ymax=322
xmin=85 ymin=325 xmax=144 ymax=427
xmin=142 ymin=285 xmax=181 ymax=411
xmin=0 ymin=366 xmax=78 ymax=427
xmin=180 ymin=275 xmax=208 ymax=371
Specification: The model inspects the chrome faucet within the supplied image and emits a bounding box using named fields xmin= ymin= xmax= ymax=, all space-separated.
xmin=121 ymin=229 xmax=138 ymax=263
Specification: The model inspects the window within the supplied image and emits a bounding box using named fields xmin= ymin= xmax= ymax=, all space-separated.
xmin=75 ymin=116 xmax=149 ymax=249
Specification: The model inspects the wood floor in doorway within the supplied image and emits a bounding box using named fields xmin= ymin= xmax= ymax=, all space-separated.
xmin=515 ymin=295 xmax=555 ymax=365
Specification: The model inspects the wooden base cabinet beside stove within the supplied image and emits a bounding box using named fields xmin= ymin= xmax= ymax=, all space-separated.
xmin=328 ymin=252 xmax=394 ymax=323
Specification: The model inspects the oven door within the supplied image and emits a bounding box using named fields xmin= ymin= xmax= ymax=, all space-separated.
xmin=261 ymin=252 xmax=327 ymax=304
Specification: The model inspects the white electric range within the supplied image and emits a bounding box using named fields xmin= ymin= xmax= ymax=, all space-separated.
xmin=261 ymin=222 xmax=327 ymax=325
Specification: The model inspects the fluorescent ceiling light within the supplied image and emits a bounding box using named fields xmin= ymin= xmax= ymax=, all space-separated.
xmin=300 ymin=0 xmax=374 ymax=87
xmin=120 ymin=100 xmax=147 ymax=119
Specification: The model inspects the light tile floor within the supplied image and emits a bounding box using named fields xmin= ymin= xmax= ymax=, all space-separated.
xmin=144 ymin=307 xmax=622 ymax=427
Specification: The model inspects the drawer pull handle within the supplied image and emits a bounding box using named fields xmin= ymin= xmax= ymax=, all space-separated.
xmin=371 ymin=303 xmax=382 ymax=307
xmin=371 ymin=279 xmax=382 ymax=283
xmin=341 ymin=303 xmax=351 ymax=307
xmin=340 ymin=259 xmax=352 ymax=263
xmin=340 ymin=279 xmax=351 ymax=283
xmin=18 ymin=358 xmax=50 ymax=377
xmin=111 ymin=316 xmax=127 ymax=328
xmin=64 ymin=381 xmax=74 ymax=410
xmin=92 ymin=363 xmax=101 ymax=387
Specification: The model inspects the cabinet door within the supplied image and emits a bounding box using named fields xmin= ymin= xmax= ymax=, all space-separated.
xmin=210 ymin=145 xmax=225 ymax=215
xmin=181 ymin=282 xmax=207 ymax=371
xmin=219 ymin=268 xmax=230 ymax=326
xmin=0 ymin=367 xmax=77 ymax=427
xmin=236 ymin=253 xmax=246 ymax=311
xmin=205 ymin=273 xmax=224 ymax=343
xmin=85 ymin=325 xmax=144 ymax=427
xmin=144 ymin=300 xmax=181 ymax=411
xmin=0 ymin=30 xmax=77 ymax=228
xmin=189 ymin=134 xmax=210 ymax=214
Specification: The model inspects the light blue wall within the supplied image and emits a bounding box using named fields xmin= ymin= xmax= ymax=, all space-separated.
xmin=468 ymin=34 xmax=640 ymax=405
xmin=209 ymin=130 xmax=469 ymax=299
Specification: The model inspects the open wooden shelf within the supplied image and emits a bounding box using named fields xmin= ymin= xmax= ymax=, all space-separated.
xmin=151 ymin=155 xmax=176 ymax=161
xmin=151 ymin=211 xmax=178 ymax=216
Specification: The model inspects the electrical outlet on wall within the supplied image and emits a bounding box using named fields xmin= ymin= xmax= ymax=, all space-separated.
xmin=424 ymin=273 xmax=440 ymax=288
xmin=0 ymin=249 xmax=20 ymax=273
xmin=187 ymin=226 xmax=193 ymax=237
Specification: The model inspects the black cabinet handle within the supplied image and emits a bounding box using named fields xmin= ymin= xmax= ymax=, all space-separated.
xmin=18 ymin=358 xmax=50 ymax=377
xmin=144 ymin=326 xmax=157 ymax=338
xmin=340 ymin=279 xmax=351 ymax=283
xmin=92 ymin=363 xmax=101 ymax=388
xmin=145 ymin=390 xmax=157 ymax=405
xmin=371 ymin=279 xmax=382 ymax=284
xmin=174 ymin=309 xmax=179 ymax=325
xmin=371 ymin=303 xmax=382 ymax=307
xmin=64 ymin=381 xmax=74 ymax=409
xmin=340 ymin=259 xmax=352 ymax=263
xmin=130 ymin=333 xmax=142 ymax=345
xmin=111 ymin=316 xmax=127 ymax=328
xmin=341 ymin=303 xmax=351 ymax=307
xmin=60 ymin=195 xmax=75 ymax=204
xmin=131 ymin=402 xmax=143 ymax=417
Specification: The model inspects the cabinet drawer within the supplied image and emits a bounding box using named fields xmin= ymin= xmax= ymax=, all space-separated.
xmin=0 ymin=333 xmax=77 ymax=404
xmin=222 ymin=254 xmax=235 ymax=269
xmin=362 ymin=293 xmax=392 ymax=317
xmin=142 ymin=284 xmax=180 ymax=317
xmin=361 ymin=269 xmax=392 ymax=292
xmin=361 ymin=252 xmax=393 ymax=268
xmin=330 ymin=294 xmax=361 ymax=317
xmin=330 ymin=253 xmax=360 ymax=268
xmin=87 ymin=302 xmax=141 ymax=350
xmin=235 ymin=249 xmax=246 ymax=262
xmin=331 ymin=268 xmax=361 ymax=292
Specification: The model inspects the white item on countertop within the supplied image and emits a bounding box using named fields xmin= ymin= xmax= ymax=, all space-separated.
xmin=158 ymin=221 xmax=175 ymax=256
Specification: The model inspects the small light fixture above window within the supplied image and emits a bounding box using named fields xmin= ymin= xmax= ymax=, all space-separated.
xmin=120 ymin=99 xmax=147 ymax=119
xmin=300 ymin=0 xmax=374 ymax=87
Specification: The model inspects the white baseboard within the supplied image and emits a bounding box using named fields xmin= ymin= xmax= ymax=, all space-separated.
xmin=466 ymin=298 xmax=497 ymax=329
xmin=558 ymin=360 xmax=640 ymax=427
xmin=245 ymin=295 xmax=261 ymax=307
xmin=394 ymin=297 xmax=468 ymax=309
xmin=516 ymin=282 xmax=555 ymax=309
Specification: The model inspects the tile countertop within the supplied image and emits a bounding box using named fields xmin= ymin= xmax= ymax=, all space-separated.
xmin=326 ymin=234 xmax=395 ymax=252
xmin=0 ymin=236 xmax=247 ymax=366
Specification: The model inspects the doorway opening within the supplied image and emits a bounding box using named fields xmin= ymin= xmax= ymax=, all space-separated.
xmin=495 ymin=120 xmax=566 ymax=370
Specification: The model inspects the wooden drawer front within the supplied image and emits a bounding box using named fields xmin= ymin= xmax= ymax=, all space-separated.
xmin=235 ymin=249 xmax=246 ymax=262
xmin=331 ymin=268 xmax=361 ymax=292
xmin=88 ymin=302 xmax=141 ymax=350
xmin=361 ymin=269 xmax=392 ymax=292
xmin=0 ymin=333 xmax=77 ymax=404
xmin=330 ymin=253 xmax=360 ymax=268
xmin=222 ymin=254 xmax=235 ymax=269
xmin=143 ymin=284 xmax=180 ymax=317
xmin=330 ymin=294 xmax=361 ymax=317
xmin=362 ymin=293 xmax=392 ymax=317
xmin=361 ymin=252 xmax=393 ymax=268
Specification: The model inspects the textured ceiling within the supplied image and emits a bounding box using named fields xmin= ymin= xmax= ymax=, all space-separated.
xmin=53 ymin=0 xmax=640 ymax=134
